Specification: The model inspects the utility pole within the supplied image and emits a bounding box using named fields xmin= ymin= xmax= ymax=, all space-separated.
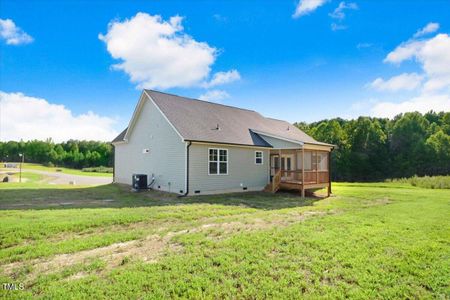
xmin=19 ymin=153 xmax=24 ymax=183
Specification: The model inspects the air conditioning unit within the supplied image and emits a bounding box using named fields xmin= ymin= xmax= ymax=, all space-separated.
xmin=132 ymin=174 xmax=148 ymax=190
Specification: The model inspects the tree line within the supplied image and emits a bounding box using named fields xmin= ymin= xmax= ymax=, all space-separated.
xmin=0 ymin=111 xmax=449 ymax=180
xmin=0 ymin=140 xmax=113 ymax=169
xmin=295 ymin=111 xmax=450 ymax=181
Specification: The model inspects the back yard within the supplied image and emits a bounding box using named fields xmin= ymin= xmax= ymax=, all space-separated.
xmin=0 ymin=180 xmax=449 ymax=299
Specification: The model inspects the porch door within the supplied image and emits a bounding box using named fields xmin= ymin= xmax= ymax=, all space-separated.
xmin=271 ymin=155 xmax=294 ymax=180
xmin=281 ymin=154 xmax=294 ymax=181
xmin=270 ymin=155 xmax=279 ymax=176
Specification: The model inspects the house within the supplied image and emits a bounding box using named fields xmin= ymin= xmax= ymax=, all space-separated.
xmin=112 ymin=90 xmax=334 ymax=196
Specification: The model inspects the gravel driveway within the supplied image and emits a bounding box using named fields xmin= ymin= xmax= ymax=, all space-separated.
xmin=7 ymin=169 xmax=112 ymax=185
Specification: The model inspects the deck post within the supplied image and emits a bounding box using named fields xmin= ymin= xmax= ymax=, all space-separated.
xmin=315 ymin=151 xmax=319 ymax=184
xmin=279 ymin=149 xmax=282 ymax=190
xmin=327 ymin=150 xmax=332 ymax=197
xmin=301 ymin=147 xmax=305 ymax=198
xmin=294 ymin=149 xmax=297 ymax=181
xmin=279 ymin=149 xmax=282 ymax=173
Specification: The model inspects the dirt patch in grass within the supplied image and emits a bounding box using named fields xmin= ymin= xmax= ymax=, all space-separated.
xmin=4 ymin=234 xmax=179 ymax=282
xmin=2 ymin=210 xmax=329 ymax=282
xmin=2 ymin=197 xmax=390 ymax=284
xmin=2 ymin=197 xmax=390 ymax=282
xmin=64 ymin=271 xmax=89 ymax=281
xmin=194 ymin=211 xmax=328 ymax=239
xmin=363 ymin=197 xmax=391 ymax=206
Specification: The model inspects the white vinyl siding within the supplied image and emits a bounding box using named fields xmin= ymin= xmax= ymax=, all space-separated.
xmin=114 ymin=95 xmax=186 ymax=194
xmin=190 ymin=144 xmax=269 ymax=194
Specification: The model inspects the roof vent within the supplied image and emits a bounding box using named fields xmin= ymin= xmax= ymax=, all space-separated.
xmin=213 ymin=123 xmax=221 ymax=131
xmin=287 ymin=126 xmax=290 ymax=131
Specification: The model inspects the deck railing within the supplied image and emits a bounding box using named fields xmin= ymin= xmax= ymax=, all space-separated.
xmin=271 ymin=170 xmax=282 ymax=192
xmin=271 ymin=168 xmax=329 ymax=185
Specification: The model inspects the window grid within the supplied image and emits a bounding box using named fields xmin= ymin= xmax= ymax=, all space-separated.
xmin=208 ymin=148 xmax=228 ymax=175
xmin=255 ymin=151 xmax=263 ymax=165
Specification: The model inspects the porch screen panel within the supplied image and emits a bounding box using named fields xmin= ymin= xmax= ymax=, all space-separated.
xmin=317 ymin=152 xmax=328 ymax=171
xmin=297 ymin=152 xmax=302 ymax=169
xmin=299 ymin=151 xmax=312 ymax=170
xmin=306 ymin=152 xmax=313 ymax=170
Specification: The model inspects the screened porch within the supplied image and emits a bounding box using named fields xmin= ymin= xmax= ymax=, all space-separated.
xmin=267 ymin=148 xmax=331 ymax=196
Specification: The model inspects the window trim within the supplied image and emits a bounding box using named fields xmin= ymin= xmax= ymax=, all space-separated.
xmin=255 ymin=151 xmax=263 ymax=165
xmin=208 ymin=148 xmax=229 ymax=175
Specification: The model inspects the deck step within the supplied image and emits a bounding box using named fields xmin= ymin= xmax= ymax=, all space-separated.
xmin=263 ymin=183 xmax=280 ymax=193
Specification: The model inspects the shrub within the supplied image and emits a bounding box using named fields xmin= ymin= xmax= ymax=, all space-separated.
xmin=43 ymin=161 xmax=55 ymax=167
xmin=389 ymin=175 xmax=450 ymax=189
xmin=82 ymin=166 xmax=113 ymax=173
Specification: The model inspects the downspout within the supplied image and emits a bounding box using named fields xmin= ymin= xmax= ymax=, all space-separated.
xmin=179 ymin=141 xmax=192 ymax=197
xmin=112 ymin=144 xmax=115 ymax=183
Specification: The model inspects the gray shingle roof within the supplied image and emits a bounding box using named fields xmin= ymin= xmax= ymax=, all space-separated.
xmin=112 ymin=127 xmax=127 ymax=143
xmin=113 ymin=90 xmax=331 ymax=148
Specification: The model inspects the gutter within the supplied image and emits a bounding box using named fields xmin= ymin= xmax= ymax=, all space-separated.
xmin=112 ymin=143 xmax=115 ymax=183
xmin=179 ymin=141 xmax=192 ymax=197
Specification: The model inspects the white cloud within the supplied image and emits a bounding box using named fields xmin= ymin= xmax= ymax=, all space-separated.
xmin=0 ymin=91 xmax=118 ymax=142
xmin=419 ymin=33 xmax=450 ymax=91
xmin=413 ymin=22 xmax=439 ymax=38
xmin=99 ymin=13 xmax=216 ymax=90
xmin=362 ymin=23 xmax=450 ymax=118
xmin=384 ymin=33 xmax=450 ymax=92
xmin=331 ymin=23 xmax=347 ymax=31
xmin=203 ymin=70 xmax=240 ymax=88
xmin=362 ymin=23 xmax=450 ymax=117
xmin=293 ymin=0 xmax=328 ymax=18
xmin=370 ymin=94 xmax=450 ymax=118
xmin=357 ymin=42 xmax=373 ymax=49
xmin=198 ymin=90 xmax=229 ymax=103
xmin=384 ymin=39 xmax=424 ymax=64
xmin=328 ymin=2 xmax=357 ymax=31
xmin=329 ymin=2 xmax=358 ymax=20
xmin=0 ymin=18 xmax=33 ymax=45
xmin=213 ymin=14 xmax=227 ymax=22
xmin=369 ymin=73 xmax=424 ymax=92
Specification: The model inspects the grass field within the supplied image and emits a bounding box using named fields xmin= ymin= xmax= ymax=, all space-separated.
xmin=0 ymin=182 xmax=449 ymax=299
xmin=1 ymin=163 xmax=112 ymax=177
xmin=0 ymin=171 xmax=102 ymax=190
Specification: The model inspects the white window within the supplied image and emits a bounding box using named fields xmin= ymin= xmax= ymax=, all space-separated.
xmin=209 ymin=148 xmax=228 ymax=175
xmin=255 ymin=151 xmax=263 ymax=165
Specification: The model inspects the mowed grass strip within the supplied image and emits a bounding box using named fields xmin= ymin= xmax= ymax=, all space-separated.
xmin=0 ymin=183 xmax=449 ymax=299
xmin=19 ymin=163 xmax=112 ymax=177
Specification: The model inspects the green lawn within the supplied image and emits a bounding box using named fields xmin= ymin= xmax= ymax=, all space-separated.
xmin=0 ymin=183 xmax=449 ymax=299
xmin=0 ymin=172 xmax=90 ymax=191
xmin=2 ymin=163 xmax=112 ymax=177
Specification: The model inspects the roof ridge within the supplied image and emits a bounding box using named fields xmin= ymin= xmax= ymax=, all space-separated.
xmin=144 ymin=89 xmax=257 ymax=113
xmin=265 ymin=117 xmax=291 ymax=123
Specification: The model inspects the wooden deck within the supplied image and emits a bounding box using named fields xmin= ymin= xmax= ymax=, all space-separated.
xmin=279 ymin=181 xmax=329 ymax=190
xmin=267 ymin=147 xmax=332 ymax=197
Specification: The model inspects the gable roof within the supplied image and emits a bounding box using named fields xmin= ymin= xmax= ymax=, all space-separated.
xmin=112 ymin=89 xmax=331 ymax=148
xmin=112 ymin=127 xmax=127 ymax=143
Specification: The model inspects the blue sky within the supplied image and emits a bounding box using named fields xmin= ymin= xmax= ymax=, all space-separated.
xmin=1 ymin=0 xmax=450 ymax=141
